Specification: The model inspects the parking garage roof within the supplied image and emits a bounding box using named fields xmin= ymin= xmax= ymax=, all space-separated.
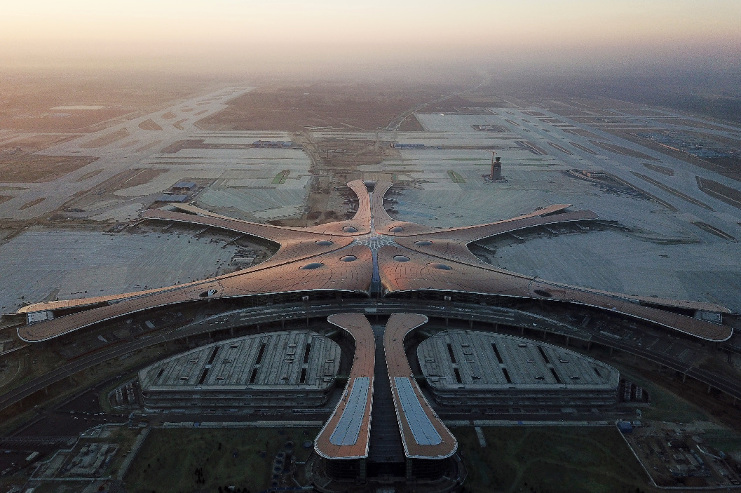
xmin=139 ymin=331 xmax=340 ymax=391
xmin=417 ymin=330 xmax=620 ymax=391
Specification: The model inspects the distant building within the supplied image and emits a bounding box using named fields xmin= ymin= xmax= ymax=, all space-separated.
xmin=172 ymin=181 xmax=197 ymax=192
xmin=252 ymin=140 xmax=292 ymax=148
xmin=154 ymin=194 xmax=189 ymax=203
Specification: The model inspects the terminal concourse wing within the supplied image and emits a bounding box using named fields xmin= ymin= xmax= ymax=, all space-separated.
xmin=17 ymin=180 xmax=733 ymax=343
xmin=315 ymin=313 xmax=457 ymax=461
xmin=315 ymin=313 xmax=376 ymax=460
xmin=384 ymin=313 xmax=457 ymax=459
xmin=17 ymin=180 xmax=377 ymax=342
xmin=375 ymin=244 xmax=732 ymax=341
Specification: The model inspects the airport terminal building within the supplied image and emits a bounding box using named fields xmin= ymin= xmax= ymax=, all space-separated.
xmin=14 ymin=180 xmax=735 ymax=491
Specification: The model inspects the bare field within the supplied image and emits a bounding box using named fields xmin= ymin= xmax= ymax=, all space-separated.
xmin=0 ymin=133 xmax=76 ymax=153
xmin=2 ymin=107 xmax=129 ymax=134
xmin=312 ymin=138 xmax=400 ymax=167
xmin=0 ymin=153 xmax=96 ymax=182
xmin=459 ymin=93 xmax=513 ymax=107
xmin=457 ymin=426 xmax=648 ymax=493
xmin=135 ymin=139 xmax=163 ymax=152
xmin=125 ymin=428 xmax=318 ymax=493
xmin=138 ymin=118 xmax=163 ymax=131
xmin=196 ymin=83 xmax=451 ymax=131
xmin=19 ymin=198 xmax=44 ymax=210
xmin=697 ymin=177 xmax=741 ymax=209
xmin=288 ymin=134 xmax=402 ymax=226
xmin=643 ymin=162 xmax=674 ymax=176
xmin=562 ymin=127 xmax=603 ymax=139
xmin=590 ymin=140 xmax=659 ymax=160
xmin=108 ymin=169 xmax=171 ymax=193
xmin=0 ymin=72 xmax=208 ymax=133
xmin=75 ymin=169 xmax=104 ymax=181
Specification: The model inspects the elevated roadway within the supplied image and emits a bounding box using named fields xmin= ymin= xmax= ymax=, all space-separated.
xmin=3 ymin=299 xmax=740 ymax=416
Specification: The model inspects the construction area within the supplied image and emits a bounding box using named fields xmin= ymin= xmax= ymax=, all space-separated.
xmin=622 ymin=420 xmax=741 ymax=488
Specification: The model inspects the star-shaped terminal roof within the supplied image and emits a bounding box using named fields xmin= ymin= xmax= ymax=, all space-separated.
xmin=18 ymin=180 xmax=732 ymax=342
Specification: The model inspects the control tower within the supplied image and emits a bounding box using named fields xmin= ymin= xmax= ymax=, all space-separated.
xmin=490 ymin=153 xmax=502 ymax=181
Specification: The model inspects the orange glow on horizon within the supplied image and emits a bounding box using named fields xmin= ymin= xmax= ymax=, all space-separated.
xmin=1 ymin=0 xmax=739 ymax=74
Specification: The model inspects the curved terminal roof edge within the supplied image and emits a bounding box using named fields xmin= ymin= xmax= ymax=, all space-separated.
xmin=17 ymin=180 xmax=733 ymax=343
xmin=377 ymin=244 xmax=732 ymax=342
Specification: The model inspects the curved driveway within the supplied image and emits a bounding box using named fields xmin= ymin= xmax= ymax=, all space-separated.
xmin=4 ymin=300 xmax=741 ymax=415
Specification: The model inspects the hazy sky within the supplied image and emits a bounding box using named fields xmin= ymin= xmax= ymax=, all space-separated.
xmin=2 ymin=0 xmax=740 ymax=76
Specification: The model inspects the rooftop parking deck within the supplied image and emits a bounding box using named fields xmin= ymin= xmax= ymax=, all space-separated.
xmin=418 ymin=330 xmax=619 ymax=391
xmin=140 ymin=331 xmax=340 ymax=390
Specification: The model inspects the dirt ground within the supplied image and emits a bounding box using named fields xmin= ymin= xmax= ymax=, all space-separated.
xmin=422 ymin=93 xmax=510 ymax=113
xmin=697 ymin=176 xmax=741 ymax=209
xmin=79 ymin=128 xmax=130 ymax=148
xmin=0 ymin=152 xmax=97 ymax=183
xmin=0 ymin=134 xmax=99 ymax=184
xmin=271 ymin=133 xmax=405 ymax=227
xmin=590 ymin=140 xmax=659 ymax=161
xmin=311 ymin=138 xmax=400 ymax=168
xmin=196 ymin=83 xmax=459 ymax=131
xmin=138 ymin=118 xmax=162 ymax=131
xmin=195 ymin=82 xmax=472 ymax=226
xmin=125 ymin=428 xmax=318 ymax=493
xmin=0 ymin=71 xmax=210 ymax=133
